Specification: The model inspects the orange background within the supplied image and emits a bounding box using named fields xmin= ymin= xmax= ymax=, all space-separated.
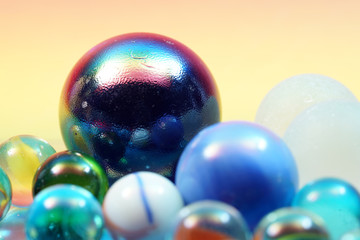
xmin=1 ymin=0 xmax=360 ymax=150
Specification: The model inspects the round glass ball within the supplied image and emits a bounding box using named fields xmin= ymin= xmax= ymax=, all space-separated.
xmin=59 ymin=32 xmax=221 ymax=184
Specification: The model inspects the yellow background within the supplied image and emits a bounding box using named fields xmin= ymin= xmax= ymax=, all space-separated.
xmin=1 ymin=0 xmax=360 ymax=150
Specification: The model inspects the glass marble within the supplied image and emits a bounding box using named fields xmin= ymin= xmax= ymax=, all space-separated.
xmin=0 ymin=135 xmax=56 ymax=206
xmin=284 ymin=101 xmax=360 ymax=190
xmin=169 ymin=200 xmax=251 ymax=240
xmin=33 ymin=151 xmax=109 ymax=203
xmin=255 ymin=73 xmax=357 ymax=137
xmin=292 ymin=178 xmax=360 ymax=239
xmin=341 ymin=229 xmax=360 ymax=240
xmin=0 ymin=167 xmax=11 ymax=220
xmin=103 ymin=171 xmax=184 ymax=240
xmin=26 ymin=184 xmax=104 ymax=240
xmin=0 ymin=207 xmax=28 ymax=239
xmin=59 ymin=32 xmax=221 ymax=184
xmin=175 ymin=121 xmax=298 ymax=230
xmin=253 ymin=208 xmax=330 ymax=240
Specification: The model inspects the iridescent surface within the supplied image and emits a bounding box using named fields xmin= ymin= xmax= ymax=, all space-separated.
xmin=103 ymin=171 xmax=184 ymax=240
xmin=0 ymin=135 xmax=56 ymax=206
xmin=341 ymin=229 xmax=360 ymax=240
xmin=0 ymin=167 xmax=11 ymax=220
xmin=0 ymin=207 xmax=28 ymax=239
xmin=175 ymin=121 xmax=298 ymax=230
xmin=59 ymin=32 xmax=220 ymax=184
xmin=33 ymin=151 xmax=109 ymax=203
xmin=26 ymin=184 xmax=104 ymax=240
xmin=170 ymin=200 xmax=251 ymax=240
xmin=253 ymin=208 xmax=330 ymax=240
xmin=292 ymin=178 xmax=360 ymax=239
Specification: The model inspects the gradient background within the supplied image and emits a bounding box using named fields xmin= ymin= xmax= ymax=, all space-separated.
xmin=1 ymin=0 xmax=360 ymax=150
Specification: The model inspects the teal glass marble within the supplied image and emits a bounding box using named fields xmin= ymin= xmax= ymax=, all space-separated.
xmin=33 ymin=151 xmax=109 ymax=203
xmin=0 ymin=207 xmax=28 ymax=239
xmin=26 ymin=184 xmax=104 ymax=240
xmin=253 ymin=208 xmax=330 ymax=240
xmin=342 ymin=229 xmax=360 ymax=240
xmin=0 ymin=167 xmax=11 ymax=220
xmin=0 ymin=135 xmax=56 ymax=206
xmin=168 ymin=200 xmax=251 ymax=240
xmin=292 ymin=178 xmax=360 ymax=239
xmin=100 ymin=229 xmax=114 ymax=240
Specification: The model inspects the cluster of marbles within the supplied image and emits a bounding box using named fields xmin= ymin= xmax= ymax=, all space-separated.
xmin=3 ymin=33 xmax=360 ymax=240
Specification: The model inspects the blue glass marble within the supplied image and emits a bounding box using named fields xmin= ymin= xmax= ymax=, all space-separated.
xmin=175 ymin=121 xmax=299 ymax=230
xmin=253 ymin=207 xmax=330 ymax=239
xmin=168 ymin=200 xmax=251 ymax=240
xmin=292 ymin=178 xmax=360 ymax=239
xmin=0 ymin=207 xmax=28 ymax=239
xmin=0 ymin=167 xmax=11 ymax=220
xmin=26 ymin=184 xmax=104 ymax=240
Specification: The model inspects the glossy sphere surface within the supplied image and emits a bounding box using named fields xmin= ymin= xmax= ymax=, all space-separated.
xmin=0 ymin=135 xmax=56 ymax=206
xmin=59 ymin=32 xmax=221 ymax=184
xmin=284 ymin=101 xmax=360 ymax=189
xmin=341 ymin=229 xmax=360 ymax=240
xmin=33 ymin=151 xmax=109 ymax=203
xmin=253 ymin=208 xmax=330 ymax=240
xmin=255 ymin=73 xmax=357 ymax=137
xmin=292 ymin=178 xmax=360 ymax=239
xmin=175 ymin=121 xmax=298 ymax=230
xmin=103 ymin=171 xmax=184 ymax=239
xmin=26 ymin=184 xmax=104 ymax=240
xmin=0 ymin=207 xmax=28 ymax=239
xmin=0 ymin=167 xmax=11 ymax=220
xmin=171 ymin=200 xmax=251 ymax=240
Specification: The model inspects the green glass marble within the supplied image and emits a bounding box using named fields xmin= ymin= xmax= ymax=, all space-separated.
xmin=26 ymin=184 xmax=104 ymax=240
xmin=253 ymin=207 xmax=330 ymax=240
xmin=0 ymin=167 xmax=11 ymax=221
xmin=0 ymin=135 xmax=56 ymax=206
xmin=33 ymin=151 xmax=109 ymax=203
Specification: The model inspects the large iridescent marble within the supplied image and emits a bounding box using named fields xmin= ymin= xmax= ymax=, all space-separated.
xmin=103 ymin=171 xmax=184 ymax=240
xmin=26 ymin=184 xmax=104 ymax=240
xmin=0 ymin=207 xmax=28 ymax=239
xmin=0 ymin=167 xmax=11 ymax=220
xmin=253 ymin=208 xmax=330 ymax=239
xmin=0 ymin=135 xmax=56 ymax=206
xmin=33 ymin=151 xmax=109 ymax=203
xmin=292 ymin=178 xmax=360 ymax=239
xmin=169 ymin=200 xmax=251 ymax=240
xmin=59 ymin=32 xmax=220 ymax=184
xmin=175 ymin=121 xmax=298 ymax=230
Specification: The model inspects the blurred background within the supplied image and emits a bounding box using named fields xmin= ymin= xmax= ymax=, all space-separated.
xmin=1 ymin=0 xmax=360 ymax=150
